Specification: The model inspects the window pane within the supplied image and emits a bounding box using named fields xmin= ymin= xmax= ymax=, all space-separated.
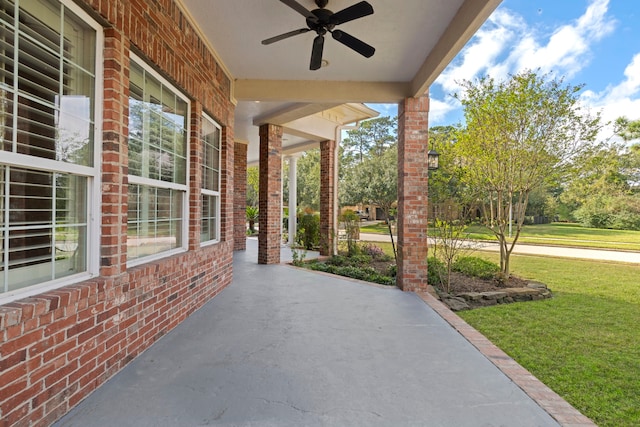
xmin=0 ymin=0 xmax=95 ymax=166
xmin=201 ymin=194 xmax=218 ymax=242
xmin=201 ymin=117 xmax=220 ymax=192
xmin=200 ymin=115 xmax=220 ymax=243
xmin=127 ymin=183 xmax=183 ymax=261
xmin=128 ymin=64 xmax=187 ymax=185
xmin=1 ymin=166 xmax=87 ymax=293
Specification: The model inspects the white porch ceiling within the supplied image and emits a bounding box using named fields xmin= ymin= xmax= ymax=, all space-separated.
xmin=179 ymin=0 xmax=501 ymax=162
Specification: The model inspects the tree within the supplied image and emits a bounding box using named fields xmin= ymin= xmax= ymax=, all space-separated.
xmin=427 ymin=125 xmax=475 ymax=219
xmin=558 ymin=127 xmax=640 ymax=229
xmin=342 ymin=116 xmax=397 ymax=163
xmin=614 ymin=117 xmax=640 ymax=188
xmin=614 ymin=116 xmax=640 ymax=143
xmin=246 ymin=166 xmax=259 ymax=207
xmin=455 ymin=70 xmax=601 ymax=278
xmin=295 ymin=149 xmax=321 ymax=210
xmin=340 ymin=145 xmax=398 ymax=220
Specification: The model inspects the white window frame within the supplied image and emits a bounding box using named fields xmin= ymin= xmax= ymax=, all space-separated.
xmin=0 ymin=0 xmax=103 ymax=304
xmin=126 ymin=53 xmax=189 ymax=268
xmin=200 ymin=113 xmax=221 ymax=246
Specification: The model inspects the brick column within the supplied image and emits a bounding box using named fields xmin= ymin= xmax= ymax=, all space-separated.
xmin=234 ymin=142 xmax=248 ymax=251
xmin=101 ymin=28 xmax=129 ymax=277
xmin=397 ymin=95 xmax=430 ymax=291
xmin=320 ymin=139 xmax=337 ymax=256
xmin=258 ymin=124 xmax=283 ymax=264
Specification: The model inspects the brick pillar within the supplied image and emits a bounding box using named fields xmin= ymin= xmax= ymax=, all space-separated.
xmin=320 ymin=139 xmax=337 ymax=256
xmin=397 ymin=95 xmax=430 ymax=291
xmin=234 ymin=142 xmax=248 ymax=251
xmin=258 ymin=124 xmax=282 ymax=264
xmin=101 ymin=28 xmax=129 ymax=277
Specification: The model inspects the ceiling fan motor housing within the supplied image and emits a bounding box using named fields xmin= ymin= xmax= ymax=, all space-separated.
xmin=307 ymin=8 xmax=335 ymax=34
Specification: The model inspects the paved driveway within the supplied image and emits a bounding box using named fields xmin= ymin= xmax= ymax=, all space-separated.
xmin=55 ymin=241 xmax=561 ymax=427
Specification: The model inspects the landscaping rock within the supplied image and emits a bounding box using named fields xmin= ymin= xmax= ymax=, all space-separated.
xmin=481 ymin=291 xmax=508 ymax=301
xmin=527 ymin=281 xmax=548 ymax=290
xmin=440 ymin=283 xmax=552 ymax=310
xmin=457 ymin=292 xmax=483 ymax=301
xmin=442 ymin=297 xmax=470 ymax=311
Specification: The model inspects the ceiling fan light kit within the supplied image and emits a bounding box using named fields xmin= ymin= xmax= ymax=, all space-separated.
xmin=262 ymin=0 xmax=375 ymax=70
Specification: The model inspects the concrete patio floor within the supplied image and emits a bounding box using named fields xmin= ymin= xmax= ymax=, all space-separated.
xmin=54 ymin=240 xmax=576 ymax=427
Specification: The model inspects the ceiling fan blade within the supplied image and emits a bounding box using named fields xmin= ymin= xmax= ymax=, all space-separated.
xmin=331 ymin=30 xmax=375 ymax=58
xmin=262 ymin=28 xmax=310 ymax=45
xmin=280 ymin=0 xmax=318 ymax=22
xmin=310 ymin=35 xmax=325 ymax=70
xmin=330 ymin=1 xmax=374 ymax=25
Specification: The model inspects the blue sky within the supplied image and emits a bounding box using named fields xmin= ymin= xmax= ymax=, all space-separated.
xmin=369 ymin=0 xmax=640 ymax=142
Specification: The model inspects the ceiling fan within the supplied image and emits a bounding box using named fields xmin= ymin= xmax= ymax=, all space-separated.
xmin=262 ymin=0 xmax=375 ymax=70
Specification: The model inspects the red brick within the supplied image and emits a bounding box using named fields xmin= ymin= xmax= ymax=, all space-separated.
xmin=3 ymin=328 xmax=44 ymax=355
xmin=320 ymin=139 xmax=337 ymax=256
xmin=397 ymin=95 xmax=430 ymax=291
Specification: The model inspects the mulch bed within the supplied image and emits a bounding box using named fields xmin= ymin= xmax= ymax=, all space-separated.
xmin=442 ymin=271 xmax=530 ymax=293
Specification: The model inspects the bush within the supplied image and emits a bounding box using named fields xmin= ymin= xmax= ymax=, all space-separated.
xmin=427 ymin=256 xmax=445 ymax=286
xmin=452 ymin=256 xmax=499 ymax=279
xmin=297 ymin=213 xmax=320 ymax=249
xmin=360 ymin=242 xmax=392 ymax=261
xmin=386 ymin=264 xmax=397 ymax=277
xmin=308 ymin=263 xmax=395 ymax=286
xmin=573 ymin=195 xmax=640 ymax=230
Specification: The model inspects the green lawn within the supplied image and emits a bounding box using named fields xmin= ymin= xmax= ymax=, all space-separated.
xmin=458 ymin=253 xmax=640 ymax=427
xmin=360 ymin=221 xmax=640 ymax=251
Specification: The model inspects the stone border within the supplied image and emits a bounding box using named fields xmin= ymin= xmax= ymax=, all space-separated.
xmin=441 ymin=282 xmax=552 ymax=311
xmin=415 ymin=290 xmax=596 ymax=427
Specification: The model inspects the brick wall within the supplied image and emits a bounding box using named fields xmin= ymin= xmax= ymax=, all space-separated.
xmin=234 ymin=143 xmax=248 ymax=251
xmin=397 ymin=96 xmax=430 ymax=292
xmin=0 ymin=1 xmax=236 ymax=425
xmin=258 ymin=124 xmax=283 ymax=264
xmin=320 ymin=139 xmax=337 ymax=256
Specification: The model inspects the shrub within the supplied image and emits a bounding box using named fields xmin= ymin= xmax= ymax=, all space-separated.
xmin=325 ymin=255 xmax=350 ymax=266
xmin=297 ymin=213 xmax=320 ymax=249
xmin=386 ymin=264 xmax=397 ymax=277
xmin=427 ymin=256 xmax=445 ymax=286
xmin=360 ymin=242 xmax=392 ymax=261
xmin=573 ymin=195 xmax=640 ymax=230
xmin=308 ymin=263 xmax=395 ymax=286
xmin=349 ymin=254 xmax=373 ymax=266
xmin=339 ymin=209 xmax=360 ymax=255
xmin=246 ymin=206 xmax=259 ymax=234
xmin=452 ymin=256 xmax=499 ymax=279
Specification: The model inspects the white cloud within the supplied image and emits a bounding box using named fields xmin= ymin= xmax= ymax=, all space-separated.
xmin=430 ymin=0 xmax=617 ymax=126
xmin=436 ymin=8 xmax=520 ymax=94
xmin=514 ymin=0 xmax=615 ymax=78
xmin=581 ymin=52 xmax=640 ymax=141
xmin=428 ymin=97 xmax=459 ymax=124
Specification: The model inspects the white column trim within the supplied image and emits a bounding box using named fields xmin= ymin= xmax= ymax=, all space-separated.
xmin=287 ymin=154 xmax=301 ymax=246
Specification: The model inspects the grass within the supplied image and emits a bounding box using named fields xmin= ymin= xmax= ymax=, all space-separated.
xmin=457 ymin=253 xmax=640 ymax=427
xmin=465 ymin=222 xmax=640 ymax=251
xmin=360 ymin=221 xmax=394 ymax=234
xmin=360 ymin=221 xmax=640 ymax=251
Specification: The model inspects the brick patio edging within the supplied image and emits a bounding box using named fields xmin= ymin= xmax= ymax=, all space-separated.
xmin=415 ymin=291 xmax=597 ymax=427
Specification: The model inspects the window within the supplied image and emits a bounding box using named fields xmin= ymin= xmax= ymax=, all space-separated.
xmin=1 ymin=0 xmax=101 ymax=300
xmin=200 ymin=114 xmax=220 ymax=244
xmin=127 ymin=56 xmax=188 ymax=263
